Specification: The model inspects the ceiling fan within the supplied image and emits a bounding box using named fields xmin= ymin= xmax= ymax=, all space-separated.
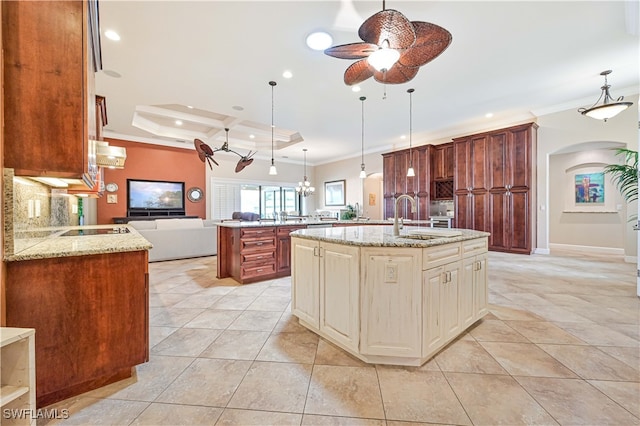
xmin=324 ymin=0 xmax=452 ymax=85
xmin=194 ymin=128 xmax=256 ymax=173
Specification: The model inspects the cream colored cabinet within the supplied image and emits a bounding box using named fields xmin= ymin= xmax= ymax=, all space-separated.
xmin=320 ymin=243 xmax=360 ymax=351
xmin=1 ymin=328 xmax=36 ymax=426
xmin=361 ymin=247 xmax=422 ymax=358
xmin=422 ymin=261 xmax=461 ymax=357
xmin=462 ymin=238 xmax=489 ymax=324
xmin=291 ymin=238 xmax=320 ymax=328
xmin=291 ymin=238 xmax=360 ymax=351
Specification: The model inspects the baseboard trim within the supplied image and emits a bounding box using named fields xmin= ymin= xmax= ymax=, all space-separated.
xmin=549 ymin=243 xmax=624 ymax=256
xmin=534 ymin=248 xmax=550 ymax=255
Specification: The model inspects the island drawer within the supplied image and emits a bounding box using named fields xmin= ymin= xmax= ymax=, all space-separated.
xmin=277 ymin=225 xmax=307 ymax=236
xmin=422 ymin=242 xmax=461 ymax=269
xmin=462 ymin=238 xmax=488 ymax=257
xmin=241 ymin=261 xmax=276 ymax=279
xmin=241 ymin=227 xmax=276 ymax=238
xmin=242 ymin=250 xmax=276 ymax=263
xmin=240 ymin=237 xmax=276 ymax=252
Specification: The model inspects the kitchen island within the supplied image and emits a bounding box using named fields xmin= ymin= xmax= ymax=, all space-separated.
xmin=216 ymin=219 xmax=435 ymax=284
xmin=291 ymin=225 xmax=490 ymax=366
xmin=4 ymin=225 xmax=152 ymax=407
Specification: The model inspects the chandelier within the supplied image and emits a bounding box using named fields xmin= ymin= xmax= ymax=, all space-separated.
xmin=578 ymin=70 xmax=633 ymax=122
xmin=296 ymin=148 xmax=315 ymax=197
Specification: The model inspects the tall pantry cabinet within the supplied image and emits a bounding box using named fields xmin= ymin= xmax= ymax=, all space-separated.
xmin=453 ymin=123 xmax=537 ymax=254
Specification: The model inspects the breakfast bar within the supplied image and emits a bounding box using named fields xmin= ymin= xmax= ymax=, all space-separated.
xmin=291 ymin=225 xmax=490 ymax=366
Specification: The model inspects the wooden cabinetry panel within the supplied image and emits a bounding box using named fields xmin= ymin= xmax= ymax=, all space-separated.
xmin=5 ymin=251 xmax=149 ymax=407
xmin=276 ymin=225 xmax=306 ymax=275
xmin=3 ymin=1 xmax=96 ymax=181
xmin=454 ymin=123 xmax=536 ymax=254
xmin=432 ymin=143 xmax=454 ymax=181
xmin=361 ymin=248 xmax=421 ymax=357
xmin=320 ymin=243 xmax=360 ymax=351
xmin=382 ymin=145 xmax=431 ymax=220
xmin=291 ymin=238 xmax=320 ymax=328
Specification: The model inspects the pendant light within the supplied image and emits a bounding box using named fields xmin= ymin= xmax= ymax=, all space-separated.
xmin=296 ymin=149 xmax=315 ymax=196
xmin=268 ymin=81 xmax=278 ymax=175
xmin=406 ymin=88 xmax=415 ymax=177
xmin=359 ymin=96 xmax=367 ymax=179
xmin=578 ymin=70 xmax=632 ymax=122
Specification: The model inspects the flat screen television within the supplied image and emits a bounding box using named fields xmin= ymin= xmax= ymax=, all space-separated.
xmin=127 ymin=179 xmax=185 ymax=216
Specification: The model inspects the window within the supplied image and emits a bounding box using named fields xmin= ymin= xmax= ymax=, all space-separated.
xmin=211 ymin=178 xmax=299 ymax=220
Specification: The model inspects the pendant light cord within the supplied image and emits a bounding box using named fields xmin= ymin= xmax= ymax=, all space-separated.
xmin=269 ymin=81 xmax=276 ymax=165
xmin=361 ymin=96 xmax=366 ymax=165
xmin=408 ymin=88 xmax=414 ymax=167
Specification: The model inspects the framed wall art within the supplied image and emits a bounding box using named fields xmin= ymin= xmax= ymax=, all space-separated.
xmin=324 ymin=180 xmax=346 ymax=206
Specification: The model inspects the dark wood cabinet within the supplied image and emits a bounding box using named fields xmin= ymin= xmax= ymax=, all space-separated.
xmin=276 ymin=225 xmax=307 ymax=275
xmin=218 ymin=224 xmax=307 ymax=284
xmin=432 ymin=143 xmax=454 ymax=181
xmin=2 ymin=0 xmax=98 ymax=183
xmin=5 ymin=251 xmax=149 ymax=407
xmin=382 ymin=145 xmax=431 ymax=220
xmin=454 ymin=123 xmax=537 ymax=254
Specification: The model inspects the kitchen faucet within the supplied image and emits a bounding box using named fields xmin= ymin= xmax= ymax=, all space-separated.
xmin=393 ymin=195 xmax=417 ymax=236
xmin=354 ymin=202 xmax=360 ymax=221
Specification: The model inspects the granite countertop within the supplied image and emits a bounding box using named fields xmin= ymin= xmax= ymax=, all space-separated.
xmin=290 ymin=225 xmax=489 ymax=248
xmin=6 ymin=225 xmax=153 ymax=262
xmin=217 ymin=219 xmax=436 ymax=228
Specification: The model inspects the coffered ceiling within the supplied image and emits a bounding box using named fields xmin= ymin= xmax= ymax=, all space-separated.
xmin=96 ymin=1 xmax=639 ymax=166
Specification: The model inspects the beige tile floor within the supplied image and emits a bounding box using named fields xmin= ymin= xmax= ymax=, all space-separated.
xmin=41 ymin=249 xmax=639 ymax=425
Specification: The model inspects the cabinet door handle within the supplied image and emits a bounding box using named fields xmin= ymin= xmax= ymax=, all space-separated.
xmin=318 ymin=247 xmax=323 ymax=257
xmin=313 ymin=246 xmax=319 ymax=257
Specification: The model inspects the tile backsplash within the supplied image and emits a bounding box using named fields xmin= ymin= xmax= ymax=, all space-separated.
xmin=430 ymin=199 xmax=454 ymax=217
xmin=4 ymin=168 xmax=81 ymax=256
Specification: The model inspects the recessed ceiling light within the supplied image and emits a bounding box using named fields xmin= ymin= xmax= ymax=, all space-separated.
xmin=306 ymin=31 xmax=333 ymax=51
xmin=232 ymin=105 xmax=244 ymax=111
xmin=351 ymin=85 xmax=361 ymax=92
xmin=283 ymin=70 xmax=293 ymax=79
xmin=485 ymin=112 xmax=494 ymax=118
xmin=187 ymin=105 xmax=194 ymax=109
xmin=104 ymin=30 xmax=120 ymax=41
xmin=400 ymin=135 xmax=406 ymax=140
xmin=249 ymin=134 xmax=255 ymax=139
xmin=175 ymin=120 xmax=183 ymax=126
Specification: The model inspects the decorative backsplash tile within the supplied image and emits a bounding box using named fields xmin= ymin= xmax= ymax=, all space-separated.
xmin=3 ymin=168 xmax=81 ymax=257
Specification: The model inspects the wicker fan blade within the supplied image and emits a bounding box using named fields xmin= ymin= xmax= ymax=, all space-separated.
xmin=194 ymin=138 xmax=205 ymax=154
xmin=344 ymin=59 xmax=375 ymax=85
xmin=373 ymin=62 xmax=419 ymax=85
xmin=324 ymin=42 xmax=378 ymax=60
xmin=235 ymin=157 xmax=254 ymax=173
xmin=398 ymin=22 xmax=452 ymax=68
xmin=359 ymin=9 xmax=415 ymax=49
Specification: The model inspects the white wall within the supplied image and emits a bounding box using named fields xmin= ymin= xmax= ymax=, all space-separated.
xmin=536 ymin=94 xmax=638 ymax=258
xmin=548 ymin=148 xmax=626 ymax=250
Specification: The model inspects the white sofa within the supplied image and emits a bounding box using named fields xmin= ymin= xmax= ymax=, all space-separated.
xmin=129 ymin=218 xmax=218 ymax=262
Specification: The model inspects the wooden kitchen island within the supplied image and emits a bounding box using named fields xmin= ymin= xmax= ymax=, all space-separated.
xmin=291 ymin=225 xmax=490 ymax=366
xmin=4 ymin=226 xmax=152 ymax=407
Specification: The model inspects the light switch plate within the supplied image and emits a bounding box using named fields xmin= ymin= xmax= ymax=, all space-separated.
xmin=107 ymin=194 xmax=118 ymax=204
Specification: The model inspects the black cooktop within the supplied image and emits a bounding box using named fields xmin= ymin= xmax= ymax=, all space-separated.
xmin=61 ymin=228 xmax=130 ymax=237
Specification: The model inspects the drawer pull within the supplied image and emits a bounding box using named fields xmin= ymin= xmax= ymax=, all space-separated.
xmin=256 ymin=242 xmax=263 ymax=246
xmin=257 ymin=269 xmax=263 ymax=272
xmin=257 ymin=256 xmax=263 ymax=259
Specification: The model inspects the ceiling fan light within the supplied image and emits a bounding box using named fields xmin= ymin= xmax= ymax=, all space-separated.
xmin=306 ymin=31 xmax=333 ymax=51
xmin=368 ymin=45 xmax=400 ymax=71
